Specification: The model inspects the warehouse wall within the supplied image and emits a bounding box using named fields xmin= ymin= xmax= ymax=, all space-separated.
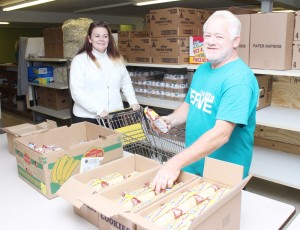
xmin=0 ymin=27 xmax=43 ymax=64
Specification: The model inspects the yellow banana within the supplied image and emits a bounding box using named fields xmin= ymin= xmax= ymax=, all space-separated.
xmin=51 ymin=157 xmax=61 ymax=184
xmin=61 ymin=159 xmax=79 ymax=184
xmin=56 ymin=154 xmax=71 ymax=183
xmin=61 ymin=157 xmax=75 ymax=183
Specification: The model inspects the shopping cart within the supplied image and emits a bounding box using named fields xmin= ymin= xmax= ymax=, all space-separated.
xmin=97 ymin=107 xmax=185 ymax=163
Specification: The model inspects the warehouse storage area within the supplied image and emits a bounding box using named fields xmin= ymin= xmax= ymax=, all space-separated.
xmin=1 ymin=0 xmax=300 ymax=229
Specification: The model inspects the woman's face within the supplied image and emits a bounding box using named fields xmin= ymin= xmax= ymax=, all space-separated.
xmin=88 ymin=27 xmax=109 ymax=53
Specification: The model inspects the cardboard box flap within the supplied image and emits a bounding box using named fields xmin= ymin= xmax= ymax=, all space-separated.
xmin=79 ymin=193 xmax=129 ymax=217
xmin=37 ymin=119 xmax=57 ymax=129
xmin=56 ymin=178 xmax=95 ymax=209
xmin=189 ymin=175 xmax=251 ymax=229
xmin=203 ymin=157 xmax=243 ymax=187
xmin=1 ymin=123 xmax=35 ymax=135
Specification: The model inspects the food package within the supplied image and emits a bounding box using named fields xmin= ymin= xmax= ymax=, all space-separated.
xmin=144 ymin=107 xmax=169 ymax=133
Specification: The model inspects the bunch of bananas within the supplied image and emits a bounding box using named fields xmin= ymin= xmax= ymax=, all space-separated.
xmin=51 ymin=154 xmax=80 ymax=185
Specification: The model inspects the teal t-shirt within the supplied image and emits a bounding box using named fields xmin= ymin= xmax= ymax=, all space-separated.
xmin=183 ymin=58 xmax=259 ymax=178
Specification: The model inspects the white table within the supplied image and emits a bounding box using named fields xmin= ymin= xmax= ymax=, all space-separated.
xmin=0 ymin=133 xmax=295 ymax=230
xmin=287 ymin=214 xmax=300 ymax=230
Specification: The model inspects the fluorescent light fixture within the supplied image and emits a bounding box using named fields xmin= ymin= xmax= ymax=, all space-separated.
xmin=0 ymin=22 xmax=9 ymax=24
xmin=3 ymin=0 xmax=55 ymax=11
xmin=136 ymin=0 xmax=181 ymax=6
xmin=74 ymin=2 xmax=134 ymax=13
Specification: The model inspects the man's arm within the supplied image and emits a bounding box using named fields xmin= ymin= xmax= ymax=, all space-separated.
xmin=152 ymin=119 xmax=236 ymax=194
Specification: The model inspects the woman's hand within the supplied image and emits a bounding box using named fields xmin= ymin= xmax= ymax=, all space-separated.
xmin=99 ymin=110 xmax=109 ymax=117
xmin=131 ymin=104 xmax=140 ymax=111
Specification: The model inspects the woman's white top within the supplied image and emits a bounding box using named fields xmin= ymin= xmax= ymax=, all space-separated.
xmin=70 ymin=49 xmax=138 ymax=118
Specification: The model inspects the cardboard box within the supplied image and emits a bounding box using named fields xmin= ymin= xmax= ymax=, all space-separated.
xmin=127 ymin=38 xmax=151 ymax=63
xmin=292 ymin=40 xmax=300 ymax=69
xmin=57 ymin=154 xmax=161 ymax=226
xmin=294 ymin=11 xmax=300 ymax=41
xmin=36 ymin=87 xmax=70 ymax=110
xmin=189 ymin=36 xmax=207 ymax=64
xmin=151 ymin=37 xmax=189 ymax=64
xmin=79 ymin=168 xmax=197 ymax=229
xmin=197 ymin=9 xmax=212 ymax=35
xmin=123 ymin=157 xmax=250 ymax=230
xmin=256 ymin=75 xmax=272 ymax=110
xmin=1 ymin=120 xmax=57 ymax=155
xmin=150 ymin=7 xmax=199 ymax=37
xmin=236 ymin=14 xmax=251 ymax=65
xmin=13 ymin=122 xmax=123 ymax=199
xmin=249 ymin=12 xmax=295 ymax=70
xmin=28 ymin=66 xmax=54 ymax=83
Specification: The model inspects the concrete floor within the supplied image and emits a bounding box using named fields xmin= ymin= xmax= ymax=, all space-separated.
xmin=1 ymin=110 xmax=299 ymax=229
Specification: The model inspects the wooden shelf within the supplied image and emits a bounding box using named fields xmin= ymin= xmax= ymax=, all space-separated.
xmin=28 ymin=82 xmax=68 ymax=90
xmin=26 ymin=58 xmax=68 ymax=62
xmin=28 ymin=106 xmax=70 ymax=120
xmin=250 ymin=146 xmax=300 ymax=190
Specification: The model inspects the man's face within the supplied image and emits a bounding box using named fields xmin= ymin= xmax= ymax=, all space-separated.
xmin=203 ymin=16 xmax=239 ymax=68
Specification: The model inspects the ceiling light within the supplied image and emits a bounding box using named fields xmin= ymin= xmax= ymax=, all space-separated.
xmin=74 ymin=2 xmax=134 ymax=13
xmin=3 ymin=0 xmax=55 ymax=11
xmin=0 ymin=22 xmax=9 ymax=24
xmin=135 ymin=0 xmax=181 ymax=6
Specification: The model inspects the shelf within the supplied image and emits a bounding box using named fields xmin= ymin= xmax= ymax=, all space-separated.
xmin=250 ymin=146 xmax=300 ymax=190
xmin=126 ymin=63 xmax=300 ymax=76
xmin=122 ymin=94 xmax=182 ymax=110
xmin=26 ymin=58 xmax=68 ymax=62
xmin=256 ymin=106 xmax=300 ymax=132
xmin=28 ymin=106 xmax=70 ymax=120
xmin=28 ymin=82 xmax=68 ymax=90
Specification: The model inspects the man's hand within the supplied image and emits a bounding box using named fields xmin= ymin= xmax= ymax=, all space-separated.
xmin=150 ymin=116 xmax=171 ymax=133
xmin=151 ymin=163 xmax=180 ymax=194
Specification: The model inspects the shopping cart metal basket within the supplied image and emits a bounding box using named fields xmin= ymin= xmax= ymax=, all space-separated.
xmin=97 ymin=107 xmax=185 ymax=163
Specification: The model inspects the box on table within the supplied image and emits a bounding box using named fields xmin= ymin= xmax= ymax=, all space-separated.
xmin=13 ymin=122 xmax=123 ymax=199
xmin=150 ymin=7 xmax=199 ymax=37
xmin=151 ymin=37 xmax=189 ymax=64
xmin=1 ymin=120 xmax=57 ymax=155
xmin=256 ymin=75 xmax=272 ymax=110
xmin=79 ymin=167 xmax=197 ymax=230
xmin=189 ymin=36 xmax=207 ymax=64
xmin=123 ymin=157 xmax=250 ymax=230
xmin=249 ymin=12 xmax=295 ymax=70
xmin=57 ymin=154 xmax=161 ymax=226
xmin=235 ymin=14 xmax=251 ymax=65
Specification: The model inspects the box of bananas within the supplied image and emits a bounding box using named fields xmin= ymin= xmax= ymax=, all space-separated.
xmin=13 ymin=122 xmax=123 ymax=199
xmin=122 ymin=157 xmax=251 ymax=230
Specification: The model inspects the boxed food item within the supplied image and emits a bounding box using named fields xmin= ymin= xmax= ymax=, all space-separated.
xmin=79 ymin=168 xmax=197 ymax=230
xmin=150 ymin=7 xmax=199 ymax=37
xmin=189 ymin=36 xmax=207 ymax=64
xmin=256 ymin=75 xmax=272 ymax=110
xmin=249 ymin=12 xmax=294 ymax=70
xmin=127 ymin=38 xmax=151 ymax=63
xmin=28 ymin=66 xmax=54 ymax=83
xmin=144 ymin=106 xmax=169 ymax=133
xmin=294 ymin=11 xmax=300 ymax=41
xmin=1 ymin=120 xmax=57 ymax=155
xmin=235 ymin=14 xmax=251 ymax=65
xmin=57 ymin=154 xmax=161 ymax=226
xmin=13 ymin=122 xmax=123 ymax=199
xmin=123 ymin=157 xmax=250 ymax=230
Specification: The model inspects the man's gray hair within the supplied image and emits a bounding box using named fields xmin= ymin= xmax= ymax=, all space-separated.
xmin=203 ymin=10 xmax=241 ymax=40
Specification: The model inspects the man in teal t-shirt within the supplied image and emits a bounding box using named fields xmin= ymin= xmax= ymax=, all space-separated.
xmin=151 ymin=10 xmax=259 ymax=194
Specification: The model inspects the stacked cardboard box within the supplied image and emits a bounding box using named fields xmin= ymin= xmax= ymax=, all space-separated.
xmin=13 ymin=122 xmax=123 ymax=199
xmin=292 ymin=11 xmax=300 ymax=69
xmin=43 ymin=27 xmax=64 ymax=58
xmin=256 ymin=75 xmax=272 ymax=110
xmin=36 ymin=87 xmax=70 ymax=110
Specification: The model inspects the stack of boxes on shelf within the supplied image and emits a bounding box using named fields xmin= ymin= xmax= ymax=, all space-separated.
xmin=292 ymin=11 xmax=300 ymax=69
xmin=130 ymin=70 xmax=189 ymax=101
xmin=43 ymin=27 xmax=64 ymax=58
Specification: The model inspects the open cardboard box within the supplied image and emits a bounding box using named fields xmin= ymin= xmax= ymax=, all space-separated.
xmin=79 ymin=167 xmax=198 ymax=230
xmin=57 ymin=154 xmax=161 ymax=226
xmin=1 ymin=120 xmax=57 ymax=155
xmin=122 ymin=157 xmax=251 ymax=230
xmin=13 ymin=122 xmax=123 ymax=199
